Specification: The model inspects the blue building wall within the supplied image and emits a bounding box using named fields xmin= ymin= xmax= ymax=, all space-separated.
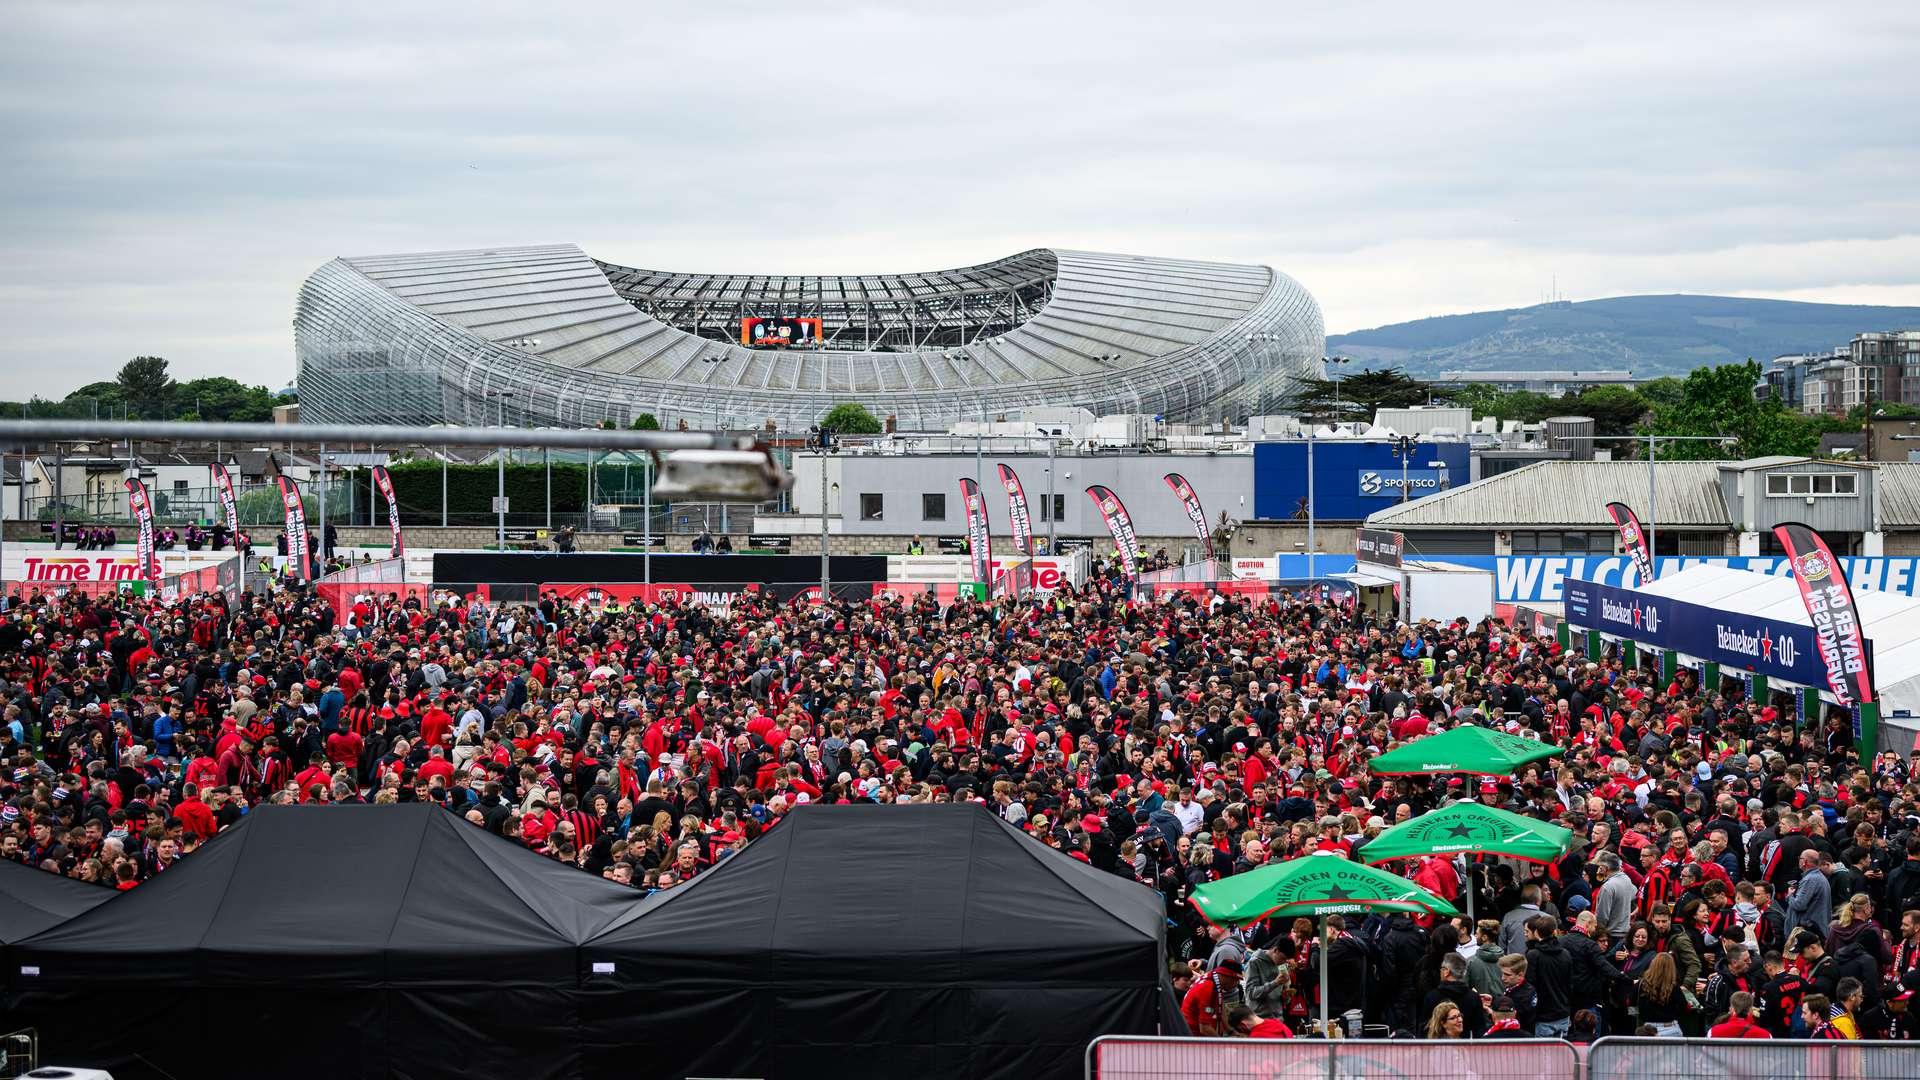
xmin=1252 ymin=440 xmax=1473 ymax=521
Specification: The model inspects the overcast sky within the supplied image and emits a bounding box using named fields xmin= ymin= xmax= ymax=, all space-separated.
xmin=2 ymin=2 xmax=1917 ymax=397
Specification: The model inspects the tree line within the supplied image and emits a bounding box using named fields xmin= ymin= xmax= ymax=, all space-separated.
xmin=1286 ymin=360 xmax=1894 ymax=459
xmin=0 ymin=356 xmax=287 ymax=423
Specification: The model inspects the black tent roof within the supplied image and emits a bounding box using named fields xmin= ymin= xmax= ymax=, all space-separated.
xmin=15 ymin=803 xmax=638 ymax=985
xmin=0 ymin=858 xmax=113 ymax=944
xmin=579 ymin=803 xmax=1168 ymax=1080
xmin=585 ymin=802 xmax=1163 ymax=982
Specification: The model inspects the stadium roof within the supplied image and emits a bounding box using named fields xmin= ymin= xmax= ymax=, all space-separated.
xmin=335 ymin=244 xmax=1286 ymax=395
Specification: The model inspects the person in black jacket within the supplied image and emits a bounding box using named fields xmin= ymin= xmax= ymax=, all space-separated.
xmin=1810 ymin=930 xmax=1885 ymax=1013
xmin=1563 ymin=911 xmax=1631 ymax=1032
xmin=1498 ymin=953 xmax=1538 ymax=1033
xmin=1524 ymin=914 xmax=1576 ymax=1037
xmin=1377 ymin=912 xmax=1430 ymax=1031
xmin=1421 ymin=953 xmax=1491 ymax=1037
xmin=1887 ymin=837 xmax=1920 ymax=918
xmin=1307 ymin=915 xmax=1371 ymax=1024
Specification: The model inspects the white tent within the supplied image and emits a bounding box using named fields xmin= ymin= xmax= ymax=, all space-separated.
xmin=1627 ymin=563 xmax=1920 ymax=751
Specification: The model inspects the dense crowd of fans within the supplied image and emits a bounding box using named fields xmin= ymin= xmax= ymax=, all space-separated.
xmin=5 ymin=560 xmax=1920 ymax=1045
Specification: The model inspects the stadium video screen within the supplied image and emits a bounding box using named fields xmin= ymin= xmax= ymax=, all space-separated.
xmin=740 ymin=317 xmax=823 ymax=348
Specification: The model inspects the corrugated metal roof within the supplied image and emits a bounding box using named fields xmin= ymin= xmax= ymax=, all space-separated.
xmin=1874 ymin=462 xmax=1920 ymax=526
xmin=1365 ymin=460 xmax=1729 ymax=528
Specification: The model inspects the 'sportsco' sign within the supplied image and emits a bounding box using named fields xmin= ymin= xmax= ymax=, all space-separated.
xmin=1564 ymin=577 xmax=1845 ymax=687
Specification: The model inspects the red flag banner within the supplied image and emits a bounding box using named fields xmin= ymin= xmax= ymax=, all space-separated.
xmin=209 ymin=462 xmax=241 ymax=546
xmin=997 ymin=464 xmax=1034 ymax=557
xmin=373 ymin=464 xmax=404 ymax=558
xmin=1086 ymin=484 xmax=1142 ymax=579
xmin=1604 ymin=501 xmax=1656 ymax=585
xmin=278 ymin=476 xmax=312 ymax=583
xmin=1774 ymin=522 xmax=1874 ymax=708
xmin=957 ymin=477 xmax=991 ymax=585
xmin=1163 ymin=472 xmax=1213 ymax=559
xmin=124 ymin=477 xmax=160 ymax=582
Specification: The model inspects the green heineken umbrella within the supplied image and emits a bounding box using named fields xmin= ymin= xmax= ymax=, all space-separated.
xmin=1357 ymin=801 xmax=1574 ymax=921
xmin=1359 ymin=801 xmax=1573 ymax=867
xmin=1189 ymin=856 xmax=1459 ymax=1038
xmin=1366 ymin=723 xmax=1563 ymax=778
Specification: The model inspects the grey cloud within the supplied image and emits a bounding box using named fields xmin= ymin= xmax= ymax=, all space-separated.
xmin=1 ymin=1 xmax=1917 ymax=395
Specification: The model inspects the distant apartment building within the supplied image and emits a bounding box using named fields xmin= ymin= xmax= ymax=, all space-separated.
xmin=1763 ymin=332 xmax=1920 ymax=415
xmin=1433 ymin=369 xmax=1636 ymax=395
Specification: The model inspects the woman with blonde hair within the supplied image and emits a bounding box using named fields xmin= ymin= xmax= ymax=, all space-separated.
xmin=1826 ymin=892 xmax=1894 ymax=971
xmin=1425 ymin=1001 xmax=1467 ymax=1039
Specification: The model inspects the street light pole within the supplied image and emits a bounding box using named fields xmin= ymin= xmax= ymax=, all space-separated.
xmin=816 ymin=428 xmax=830 ymax=596
xmin=1590 ymin=433 xmax=1733 ymax=572
xmin=1046 ymin=433 xmax=1057 ymax=555
xmin=1306 ymin=423 xmax=1317 ymax=579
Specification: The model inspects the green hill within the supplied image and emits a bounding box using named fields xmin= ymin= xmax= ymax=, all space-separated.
xmin=1327 ymin=295 xmax=1920 ymax=379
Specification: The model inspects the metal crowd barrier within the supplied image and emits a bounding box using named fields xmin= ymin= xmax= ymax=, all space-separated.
xmin=1585 ymin=1037 xmax=1920 ymax=1080
xmin=1086 ymin=1035 xmax=1578 ymax=1080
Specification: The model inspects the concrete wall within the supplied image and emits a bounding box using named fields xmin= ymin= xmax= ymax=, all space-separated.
xmin=1 ymin=520 xmax=1201 ymax=559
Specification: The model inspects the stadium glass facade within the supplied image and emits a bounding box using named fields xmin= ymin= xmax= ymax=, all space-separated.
xmin=295 ymin=245 xmax=1323 ymax=431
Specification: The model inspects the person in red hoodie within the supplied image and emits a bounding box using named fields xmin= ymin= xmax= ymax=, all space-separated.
xmin=1182 ymin=958 xmax=1243 ymax=1036
xmin=326 ymin=726 xmax=364 ymax=781
xmin=292 ymin=754 xmax=332 ymax=802
xmin=1229 ymin=1005 xmax=1294 ymax=1039
xmin=416 ymin=746 xmax=456 ymax=788
xmin=183 ymin=737 xmax=224 ymax=792
xmin=1707 ymin=991 xmax=1772 ymax=1038
xmin=419 ymin=699 xmax=454 ymax=750
xmin=174 ymin=784 xmax=217 ymax=841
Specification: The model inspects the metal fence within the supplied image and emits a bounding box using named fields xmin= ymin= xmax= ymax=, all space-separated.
xmin=1134 ymin=557 xmax=1233 ymax=588
xmin=1586 ymin=1037 xmax=1920 ymax=1080
xmin=1087 ymin=1035 xmax=1578 ymax=1080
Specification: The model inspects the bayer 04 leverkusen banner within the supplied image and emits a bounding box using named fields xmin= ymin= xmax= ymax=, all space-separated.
xmin=1163 ymin=472 xmax=1213 ymax=559
xmin=957 ymin=477 xmax=991 ymax=585
xmin=209 ymin=462 xmax=241 ymax=541
xmin=373 ymin=464 xmax=404 ymax=558
xmin=1604 ymin=501 xmax=1657 ymax=586
xmin=1086 ymin=484 xmax=1141 ymax=579
xmin=996 ymin=464 xmax=1033 ymax=557
xmin=278 ymin=476 xmax=312 ymax=582
xmin=1774 ymin=522 xmax=1875 ymax=708
xmin=123 ymin=477 xmax=160 ymax=582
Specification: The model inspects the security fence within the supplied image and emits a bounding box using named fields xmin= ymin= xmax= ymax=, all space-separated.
xmin=1586 ymin=1037 xmax=1920 ymax=1080
xmin=1087 ymin=1035 xmax=1577 ymax=1080
xmin=1086 ymin=1035 xmax=1920 ymax=1080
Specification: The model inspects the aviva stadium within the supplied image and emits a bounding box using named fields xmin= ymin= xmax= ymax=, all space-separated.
xmin=294 ymin=244 xmax=1323 ymax=431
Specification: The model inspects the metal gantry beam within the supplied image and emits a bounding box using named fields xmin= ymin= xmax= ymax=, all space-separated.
xmin=0 ymin=419 xmax=752 ymax=453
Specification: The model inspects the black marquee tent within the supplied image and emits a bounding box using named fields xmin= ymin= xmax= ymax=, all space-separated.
xmin=0 ymin=858 xmax=112 ymax=946
xmin=6 ymin=804 xmax=637 ymax=1080
xmin=576 ymin=803 xmax=1175 ymax=1080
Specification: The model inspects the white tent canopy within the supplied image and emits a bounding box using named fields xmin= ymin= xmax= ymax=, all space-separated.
xmin=1624 ymin=563 xmax=1920 ymax=747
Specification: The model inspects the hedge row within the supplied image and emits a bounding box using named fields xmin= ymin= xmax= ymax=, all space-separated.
xmin=384 ymin=463 xmax=589 ymax=515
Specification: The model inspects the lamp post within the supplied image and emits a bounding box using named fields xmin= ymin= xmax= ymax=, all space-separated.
xmin=1390 ymin=435 xmax=1418 ymax=504
xmin=813 ymin=426 xmax=830 ymax=596
xmin=483 ymin=391 xmax=514 ymax=552
xmin=1322 ymin=355 xmax=1352 ymax=427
